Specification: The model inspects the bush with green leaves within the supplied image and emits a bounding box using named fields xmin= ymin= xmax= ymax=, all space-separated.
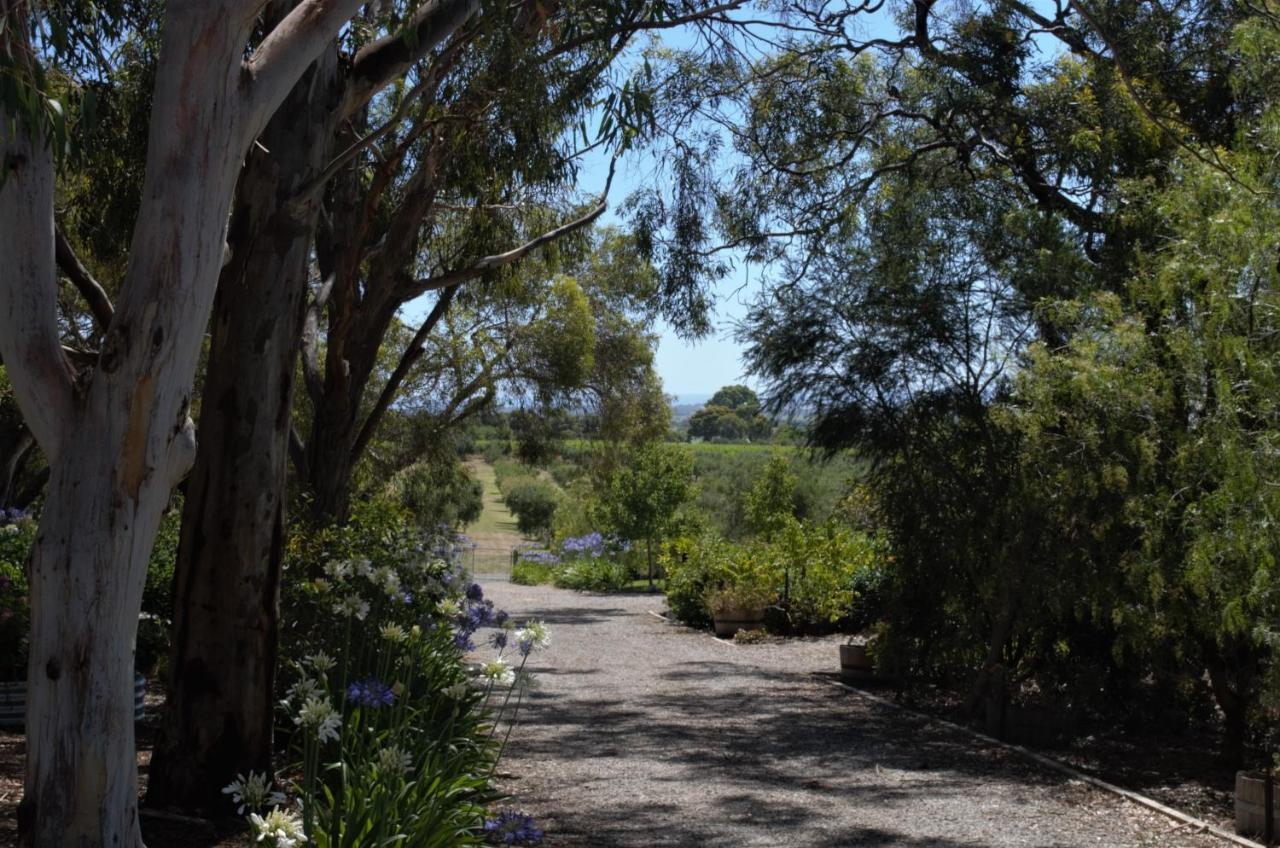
xmin=662 ymin=523 xmax=885 ymax=632
xmin=254 ymin=496 xmax=550 ymax=846
xmin=500 ymin=477 xmax=560 ymax=539
xmin=553 ymin=557 xmax=630 ymax=592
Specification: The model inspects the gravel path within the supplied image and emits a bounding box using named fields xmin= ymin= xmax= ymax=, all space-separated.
xmin=486 ymin=581 xmax=1229 ymax=848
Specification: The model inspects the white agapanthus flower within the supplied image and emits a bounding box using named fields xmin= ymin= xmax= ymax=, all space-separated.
xmin=380 ymin=623 xmax=407 ymax=644
xmin=444 ymin=681 xmax=469 ymax=700
xmin=514 ymin=620 xmax=551 ymax=653
xmin=354 ymin=558 xmax=374 ymax=579
xmin=480 ymin=657 xmax=515 ymax=687
xmin=306 ymin=651 xmax=335 ymax=674
xmin=373 ymin=565 xmax=401 ymax=596
xmin=221 ymin=771 xmax=287 ymax=815
xmin=248 ymin=807 xmax=307 ymax=848
xmin=375 ymin=745 xmax=413 ymax=779
xmin=323 ymin=559 xmax=352 ymax=580
xmin=438 ymin=598 xmax=461 ymax=619
xmin=332 ymin=595 xmax=370 ymax=620
xmin=294 ymin=695 xmax=341 ymax=743
xmin=285 ymin=677 xmax=321 ymax=705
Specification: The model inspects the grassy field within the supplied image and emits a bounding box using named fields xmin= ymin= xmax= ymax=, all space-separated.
xmin=464 ymin=458 xmax=521 ymax=538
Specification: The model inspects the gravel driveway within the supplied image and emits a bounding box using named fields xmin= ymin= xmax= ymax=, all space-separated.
xmin=486 ymin=581 xmax=1227 ymax=848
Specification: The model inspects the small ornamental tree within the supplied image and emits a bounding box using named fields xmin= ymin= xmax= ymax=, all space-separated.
xmin=744 ymin=452 xmax=797 ymax=541
xmin=600 ymin=443 xmax=694 ymax=589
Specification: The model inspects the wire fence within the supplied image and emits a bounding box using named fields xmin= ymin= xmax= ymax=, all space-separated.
xmin=460 ymin=545 xmax=520 ymax=580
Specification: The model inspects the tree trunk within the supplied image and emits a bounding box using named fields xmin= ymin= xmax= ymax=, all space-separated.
xmin=1205 ymin=646 xmax=1256 ymax=768
xmin=1 ymin=1 xmax=369 ymax=840
xmin=646 ymin=537 xmax=654 ymax=590
xmin=147 ymin=45 xmax=341 ymax=813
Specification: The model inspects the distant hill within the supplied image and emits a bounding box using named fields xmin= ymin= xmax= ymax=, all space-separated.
xmin=668 ymin=392 xmax=713 ymax=425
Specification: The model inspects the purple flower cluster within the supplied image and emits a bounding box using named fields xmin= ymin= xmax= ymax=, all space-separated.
xmin=347 ymin=678 xmax=395 ymax=708
xmin=519 ymin=550 xmax=560 ymax=565
xmin=561 ymin=532 xmax=605 ymax=558
xmin=451 ymin=581 xmax=509 ymax=655
xmin=0 ymin=508 xmax=29 ymax=525
xmin=483 ymin=811 xmax=544 ymax=845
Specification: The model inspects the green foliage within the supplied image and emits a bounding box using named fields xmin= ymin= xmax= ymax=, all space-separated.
xmin=553 ymin=557 xmax=630 ymax=592
xmin=662 ymin=523 xmax=884 ymax=632
xmin=388 ymin=458 xmax=484 ymax=529
xmin=744 ymin=451 xmax=797 ymax=540
xmin=598 ymin=442 xmax=694 ymax=584
xmin=686 ymin=385 xmax=773 ymax=442
xmin=509 ymin=557 xmax=558 ymax=586
xmin=500 ymin=477 xmax=560 ymax=539
xmin=275 ymin=494 xmax=545 ymax=846
xmin=0 ymin=512 xmax=35 ymax=673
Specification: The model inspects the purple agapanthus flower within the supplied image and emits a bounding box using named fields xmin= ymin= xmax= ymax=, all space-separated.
xmin=347 ymin=678 xmax=395 ymax=708
xmin=466 ymin=582 xmax=484 ymax=602
xmin=494 ymin=610 xmax=510 ymax=627
xmin=490 ymin=630 xmax=508 ymax=650
xmin=453 ymin=631 xmax=476 ymax=652
xmin=561 ymin=532 xmax=605 ymax=557
xmin=484 ymin=811 xmax=544 ymax=846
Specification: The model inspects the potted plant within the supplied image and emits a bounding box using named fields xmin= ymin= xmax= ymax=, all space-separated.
xmin=706 ymin=583 xmax=773 ymax=638
xmin=839 ymin=634 xmax=875 ymax=681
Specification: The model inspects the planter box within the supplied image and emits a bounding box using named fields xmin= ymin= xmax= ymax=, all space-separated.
xmin=1236 ymin=771 xmax=1280 ymax=838
xmin=712 ymin=608 xmax=765 ymax=638
xmin=0 ymin=674 xmax=146 ymax=729
xmin=839 ymin=643 xmax=874 ymax=681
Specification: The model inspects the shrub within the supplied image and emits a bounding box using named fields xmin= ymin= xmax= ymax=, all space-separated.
xmin=389 ymin=459 xmax=484 ymax=528
xmin=268 ymin=497 xmax=550 ymax=846
xmin=0 ymin=509 xmax=35 ymax=674
xmin=510 ymin=550 xmax=560 ymax=586
xmin=553 ymin=557 xmax=629 ymax=592
xmin=502 ymin=478 xmax=559 ymax=538
xmin=661 ymin=523 xmax=886 ymax=633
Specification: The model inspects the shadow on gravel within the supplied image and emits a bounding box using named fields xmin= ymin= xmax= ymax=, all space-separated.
xmin=511 ymin=659 xmax=1072 ymax=846
xmin=510 ymin=606 xmax=631 ymax=626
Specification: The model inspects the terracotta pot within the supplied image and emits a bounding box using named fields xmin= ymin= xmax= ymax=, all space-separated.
xmin=712 ymin=607 xmax=765 ymax=638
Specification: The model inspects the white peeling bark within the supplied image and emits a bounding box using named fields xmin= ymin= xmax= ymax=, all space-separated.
xmin=0 ymin=1 xmax=364 ymax=844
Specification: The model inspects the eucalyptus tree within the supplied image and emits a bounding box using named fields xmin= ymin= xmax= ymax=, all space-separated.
xmin=148 ymin=0 xmax=481 ymax=810
xmin=156 ymin=0 xmax=731 ymax=808
xmin=0 ymin=0 xmax=381 ymax=842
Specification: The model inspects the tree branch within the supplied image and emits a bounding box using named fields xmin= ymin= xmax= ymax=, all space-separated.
xmin=243 ymin=0 xmax=365 ymax=134
xmin=54 ymin=226 xmax=114 ymax=329
xmin=0 ymin=66 xmax=76 ymax=460
xmin=350 ymin=284 xmax=459 ymax=465
xmin=340 ymin=0 xmax=481 ymax=117
xmin=410 ymin=158 xmax=617 ymax=297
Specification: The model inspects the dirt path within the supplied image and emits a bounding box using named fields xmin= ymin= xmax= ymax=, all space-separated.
xmin=486 ymin=581 xmax=1226 ymax=848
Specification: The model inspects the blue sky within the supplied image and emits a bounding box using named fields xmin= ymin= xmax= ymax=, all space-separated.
xmin=577 ymin=149 xmax=763 ymax=401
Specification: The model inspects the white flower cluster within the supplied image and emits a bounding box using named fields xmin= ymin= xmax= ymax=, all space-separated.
xmin=248 ymin=807 xmax=307 ymax=848
xmin=294 ymin=695 xmax=342 ymax=743
xmin=221 ymin=771 xmax=287 ymax=815
xmin=375 ymin=744 xmax=413 ymax=779
xmin=480 ymin=658 xmax=515 ymax=687
xmin=515 ymin=620 xmax=551 ymax=651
